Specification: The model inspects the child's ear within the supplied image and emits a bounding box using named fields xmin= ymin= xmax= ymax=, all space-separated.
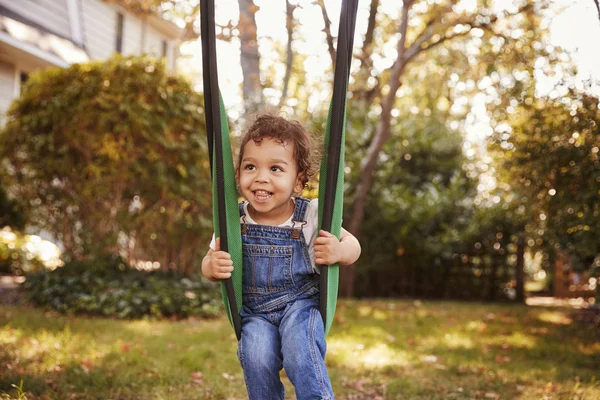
xmin=294 ymin=173 xmax=305 ymax=194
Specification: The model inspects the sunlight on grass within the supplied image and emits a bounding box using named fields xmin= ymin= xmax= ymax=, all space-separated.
xmin=418 ymin=332 xmax=476 ymax=350
xmin=1 ymin=302 xmax=599 ymax=400
xmin=443 ymin=332 xmax=475 ymax=349
xmin=0 ymin=326 xmax=22 ymax=345
xmin=486 ymin=330 xmax=537 ymax=349
xmin=537 ymin=310 xmax=573 ymax=325
xmin=328 ymin=337 xmax=411 ymax=369
xmin=0 ymin=324 xmax=113 ymax=378
xmin=121 ymin=319 xmax=165 ymax=336
xmin=466 ymin=320 xmax=488 ymax=332
xmin=356 ymin=304 xmax=389 ymax=320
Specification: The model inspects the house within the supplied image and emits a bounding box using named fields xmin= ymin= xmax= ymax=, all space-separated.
xmin=0 ymin=0 xmax=182 ymax=124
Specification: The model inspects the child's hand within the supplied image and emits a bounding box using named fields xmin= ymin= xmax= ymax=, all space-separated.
xmin=314 ymin=230 xmax=343 ymax=266
xmin=205 ymin=237 xmax=234 ymax=280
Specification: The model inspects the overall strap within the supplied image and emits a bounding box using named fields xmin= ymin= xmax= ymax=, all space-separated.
xmin=239 ymin=201 xmax=248 ymax=233
xmin=291 ymin=197 xmax=310 ymax=239
xmin=292 ymin=197 xmax=310 ymax=222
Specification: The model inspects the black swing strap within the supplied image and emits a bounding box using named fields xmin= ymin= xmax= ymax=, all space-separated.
xmin=200 ymin=0 xmax=243 ymax=341
xmin=318 ymin=0 xmax=359 ymax=336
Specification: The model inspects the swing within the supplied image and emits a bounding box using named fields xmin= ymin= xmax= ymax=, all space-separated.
xmin=200 ymin=0 xmax=358 ymax=340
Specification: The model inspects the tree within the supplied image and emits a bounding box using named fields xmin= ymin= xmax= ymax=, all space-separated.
xmin=490 ymin=90 xmax=600 ymax=272
xmin=334 ymin=0 xmax=551 ymax=296
xmin=0 ymin=185 xmax=24 ymax=230
xmin=0 ymin=55 xmax=212 ymax=274
xmin=191 ymin=0 xmax=554 ymax=295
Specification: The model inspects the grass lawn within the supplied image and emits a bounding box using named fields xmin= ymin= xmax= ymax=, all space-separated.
xmin=0 ymin=300 xmax=599 ymax=399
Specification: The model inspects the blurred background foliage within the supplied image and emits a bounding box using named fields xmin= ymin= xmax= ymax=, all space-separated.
xmin=0 ymin=0 xmax=598 ymax=317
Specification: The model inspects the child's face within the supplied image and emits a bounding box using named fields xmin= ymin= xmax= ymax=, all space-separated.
xmin=238 ymin=138 xmax=303 ymax=223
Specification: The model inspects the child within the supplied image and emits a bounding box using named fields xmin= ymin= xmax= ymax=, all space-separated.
xmin=202 ymin=113 xmax=361 ymax=399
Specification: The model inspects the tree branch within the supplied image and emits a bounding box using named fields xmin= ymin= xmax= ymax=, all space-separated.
xmin=317 ymin=0 xmax=336 ymax=66
xmin=360 ymin=0 xmax=379 ymax=64
xmin=593 ymin=0 xmax=600 ymax=24
xmin=386 ymin=0 xmax=412 ymax=99
xmin=403 ymin=0 xmax=457 ymax=63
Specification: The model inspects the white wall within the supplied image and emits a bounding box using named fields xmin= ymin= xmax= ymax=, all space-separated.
xmin=0 ymin=0 xmax=72 ymax=40
xmin=144 ymin=24 xmax=165 ymax=58
xmin=123 ymin=14 xmax=142 ymax=56
xmin=80 ymin=0 xmax=177 ymax=68
xmin=81 ymin=0 xmax=117 ymax=60
xmin=0 ymin=60 xmax=16 ymax=125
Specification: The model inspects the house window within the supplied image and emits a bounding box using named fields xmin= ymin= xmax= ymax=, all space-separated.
xmin=162 ymin=40 xmax=168 ymax=59
xmin=20 ymin=72 xmax=29 ymax=92
xmin=116 ymin=13 xmax=124 ymax=53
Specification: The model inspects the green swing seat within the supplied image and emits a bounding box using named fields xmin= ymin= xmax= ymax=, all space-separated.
xmin=200 ymin=0 xmax=358 ymax=340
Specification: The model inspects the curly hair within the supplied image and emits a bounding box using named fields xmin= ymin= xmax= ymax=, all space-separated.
xmin=237 ymin=113 xmax=320 ymax=188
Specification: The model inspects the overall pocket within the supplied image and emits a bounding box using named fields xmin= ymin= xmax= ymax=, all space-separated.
xmin=242 ymin=244 xmax=294 ymax=294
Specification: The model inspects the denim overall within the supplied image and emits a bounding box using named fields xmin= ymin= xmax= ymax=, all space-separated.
xmin=237 ymin=197 xmax=334 ymax=400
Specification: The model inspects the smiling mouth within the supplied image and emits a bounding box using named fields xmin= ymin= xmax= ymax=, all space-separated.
xmin=252 ymin=190 xmax=273 ymax=202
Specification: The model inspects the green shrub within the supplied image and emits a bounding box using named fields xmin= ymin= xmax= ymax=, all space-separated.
xmin=0 ymin=55 xmax=212 ymax=270
xmin=25 ymin=256 xmax=222 ymax=319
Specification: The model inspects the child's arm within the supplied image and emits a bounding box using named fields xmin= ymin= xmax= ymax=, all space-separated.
xmin=201 ymin=237 xmax=234 ymax=282
xmin=314 ymin=228 xmax=361 ymax=266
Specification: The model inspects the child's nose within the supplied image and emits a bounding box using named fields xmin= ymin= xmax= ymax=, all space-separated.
xmin=255 ymin=169 xmax=269 ymax=182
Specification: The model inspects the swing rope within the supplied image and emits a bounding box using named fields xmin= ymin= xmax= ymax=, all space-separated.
xmin=200 ymin=0 xmax=358 ymax=339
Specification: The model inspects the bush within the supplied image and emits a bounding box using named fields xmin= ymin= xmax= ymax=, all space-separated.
xmin=25 ymin=256 xmax=222 ymax=319
xmin=0 ymin=55 xmax=212 ymax=269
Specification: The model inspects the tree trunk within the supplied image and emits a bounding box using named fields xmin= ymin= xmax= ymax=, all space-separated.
xmin=516 ymin=234 xmax=526 ymax=303
xmin=238 ymin=0 xmax=262 ymax=113
xmin=341 ymin=0 xmax=411 ymax=296
xmin=279 ymin=0 xmax=295 ymax=107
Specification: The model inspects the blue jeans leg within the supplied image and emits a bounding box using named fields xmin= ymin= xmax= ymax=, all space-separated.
xmin=238 ymin=315 xmax=285 ymax=400
xmin=280 ymin=299 xmax=334 ymax=400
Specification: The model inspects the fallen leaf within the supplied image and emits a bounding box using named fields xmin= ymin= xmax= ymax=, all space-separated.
xmin=495 ymin=355 xmax=511 ymax=364
xmin=545 ymin=382 xmax=556 ymax=393
xmin=191 ymin=371 xmax=204 ymax=385
xmin=120 ymin=343 xmax=130 ymax=353
xmin=80 ymin=359 xmax=94 ymax=374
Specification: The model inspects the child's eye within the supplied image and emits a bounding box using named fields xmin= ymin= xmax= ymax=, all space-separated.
xmin=244 ymin=164 xmax=256 ymax=171
xmin=271 ymin=166 xmax=283 ymax=172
